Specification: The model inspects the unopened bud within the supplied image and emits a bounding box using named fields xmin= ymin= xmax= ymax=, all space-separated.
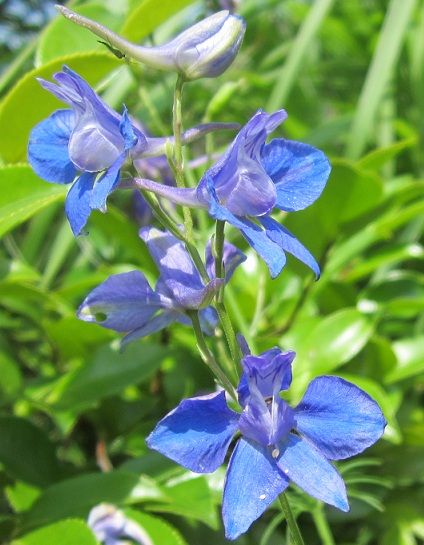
xmin=56 ymin=5 xmax=246 ymax=80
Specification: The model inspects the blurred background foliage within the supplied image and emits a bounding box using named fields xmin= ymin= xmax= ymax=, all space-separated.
xmin=0 ymin=0 xmax=423 ymax=544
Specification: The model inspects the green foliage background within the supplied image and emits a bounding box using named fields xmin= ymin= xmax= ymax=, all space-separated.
xmin=0 ymin=0 xmax=423 ymax=544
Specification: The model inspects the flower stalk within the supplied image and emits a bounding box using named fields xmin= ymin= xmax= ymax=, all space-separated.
xmin=278 ymin=493 xmax=305 ymax=545
xmin=188 ymin=310 xmax=238 ymax=401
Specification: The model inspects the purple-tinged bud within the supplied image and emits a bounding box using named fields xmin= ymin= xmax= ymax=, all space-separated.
xmin=56 ymin=5 xmax=246 ymax=80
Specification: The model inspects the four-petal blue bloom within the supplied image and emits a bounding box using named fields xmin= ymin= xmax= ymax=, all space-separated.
xmin=136 ymin=109 xmax=331 ymax=278
xmin=78 ymin=227 xmax=246 ymax=343
xmin=28 ymin=66 xmax=145 ymax=236
xmin=147 ymin=347 xmax=386 ymax=539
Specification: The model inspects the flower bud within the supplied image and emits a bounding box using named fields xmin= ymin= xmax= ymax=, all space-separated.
xmin=56 ymin=5 xmax=246 ymax=80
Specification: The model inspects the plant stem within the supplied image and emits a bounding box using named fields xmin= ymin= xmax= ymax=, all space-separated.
xmin=214 ymin=220 xmax=225 ymax=281
xmin=213 ymin=221 xmax=243 ymax=375
xmin=172 ymin=74 xmax=194 ymax=240
xmin=188 ymin=311 xmax=238 ymax=402
xmin=278 ymin=493 xmax=305 ymax=545
xmin=312 ymin=506 xmax=335 ymax=545
xmin=139 ymin=190 xmax=185 ymax=242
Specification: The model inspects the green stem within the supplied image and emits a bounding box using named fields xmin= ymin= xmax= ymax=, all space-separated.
xmin=214 ymin=220 xmax=225 ymax=281
xmin=140 ymin=190 xmax=185 ymax=242
xmin=312 ymin=506 xmax=335 ymax=545
xmin=188 ymin=311 xmax=238 ymax=401
xmin=278 ymin=494 xmax=305 ymax=545
xmin=172 ymin=74 xmax=194 ymax=240
xmin=213 ymin=221 xmax=243 ymax=375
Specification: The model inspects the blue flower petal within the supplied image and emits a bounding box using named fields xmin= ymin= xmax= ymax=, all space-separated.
xmin=165 ymin=277 xmax=223 ymax=309
xmin=207 ymin=181 xmax=286 ymax=278
xmin=120 ymin=107 xmax=139 ymax=151
xmin=28 ymin=109 xmax=77 ymax=184
xmin=260 ymin=216 xmax=320 ymax=277
xmin=147 ymin=391 xmax=239 ymax=473
xmin=295 ymin=376 xmax=386 ymax=460
xmin=90 ymin=154 xmax=125 ymax=212
xmin=140 ymin=227 xmax=205 ymax=289
xmin=65 ymin=172 xmax=96 ymax=236
xmin=121 ymin=310 xmax=183 ymax=346
xmin=222 ymin=438 xmax=289 ymax=540
xmin=77 ymin=270 xmax=162 ymax=332
xmin=199 ymin=306 xmax=219 ymax=335
xmin=276 ymin=434 xmax=349 ymax=512
xmin=261 ymin=138 xmax=331 ymax=211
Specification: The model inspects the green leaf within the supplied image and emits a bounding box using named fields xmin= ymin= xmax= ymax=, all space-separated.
xmin=124 ymin=509 xmax=188 ymax=545
xmin=12 ymin=520 xmax=97 ymax=545
xmin=346 ymin=0 xmax=417 ymax=158
xmin=23 ymin=471 xmax=166 ymax=531
xmin=358 ymin=138 xmax=417 ymax=171
xmin=51 ymin=342 xmax=167 ymax=412
xmin=296 ymin=308 xmax=374 ymax=373
xmin=0 ymin=416 xmax=63 ymax=487
xmin=148 ymin=475 xmax=218 ymax=529
xmin=385 ymin=337 xmax=424 ymax=383
xmin=36 ymin=3 xmax=125 ymax=66
xmin=317 ymin=159 xmax=383 ymax=226
xmin=121 ymin=0 xmax=195 ymax=42
xmin=0 ymin=351 xmax=22 ymax=403
xmin=5 ymin=482 xmax=40 ymax=513
xmin=267 ymin=0 xmax=336 ymax=110
xmin=0 ymin=52 xmax=121 ymax=163
xmin=287 ymin=309 xmax=374 ymax=399
xmin=0 ymin=165 xmax=66 ymax=238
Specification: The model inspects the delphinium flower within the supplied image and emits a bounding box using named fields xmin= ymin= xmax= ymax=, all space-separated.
xmin=28 ymin=66 xmax=239 ymax=235
xmin=88 ymin=504 xmax=152 ymax=545
xmin=135 ymin=109 xmax=331 ymax=278
xmin=78 ymin=226 xmax=246 ymax=343
xmin=57 ymin=6 xmax=246 ymax=80
xmin=147 ymin=346 xmax=386 ymax=539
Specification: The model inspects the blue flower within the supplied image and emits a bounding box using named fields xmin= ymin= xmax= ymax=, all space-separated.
xmin=147 ymin=347 xmax=386 ymax=540
xmin=88 ymin=504 xmax=151 ymax=545
xmin=28 ymin=66 xmax=143 ymax=236
xmin=78 ymin=226 xmax=246 ymax=343
xmin=135 ymin=109 xmax=331 ymax=278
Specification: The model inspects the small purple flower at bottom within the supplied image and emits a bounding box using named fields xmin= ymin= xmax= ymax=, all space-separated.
xmin=147 ymin=347 xmax=386 ymax=540
xmin=88 ymin=504 xmax=152 ymax=545
xmin=78 ymin=226 xmax=246 ymax=344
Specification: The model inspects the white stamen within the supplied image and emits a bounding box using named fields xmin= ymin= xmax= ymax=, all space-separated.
xmin=259 ymin=494 xmax=266 ymax=500
xmin=271 ymin=448 xmax=280 ymax=458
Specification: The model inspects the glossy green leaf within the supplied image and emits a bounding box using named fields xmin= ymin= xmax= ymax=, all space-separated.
xmin=0 ymin=166 xmax=66 ymax=238
xmin=295 ymin=308 xmax=374 ymax=374
xmin=12 ymin=520 xmax=97 ymax=545
xmin=121 ymin=0 xmax=195 ymax=42
xmin=358 ymin=138 xmax=417 ymax=171
xmin=0 ymin=416 xmax=63 ymax=487
xmin=23 ymin=471 xmax=166 ymax=531
xmin=286 ymin=309 xmax=374 ymax=400
xmin=37 ymin=3 xmax=125 ymax=66
xmin=0 ymin=52 xmax=121 ymax=163
xmin=0 ymin=351 xmax=22 ymax=403
xmin=52 ymin=342 xmax=167 ymax=411
xmin=148 ymin=475 xmax=218 ymax=529
xmin=385 ymin=337 xmax=424 ymax=383
xmin=5 ymin=482 xmax=40 ymax=514
xmin=124 ymin=509 xmax=188 ymax=545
